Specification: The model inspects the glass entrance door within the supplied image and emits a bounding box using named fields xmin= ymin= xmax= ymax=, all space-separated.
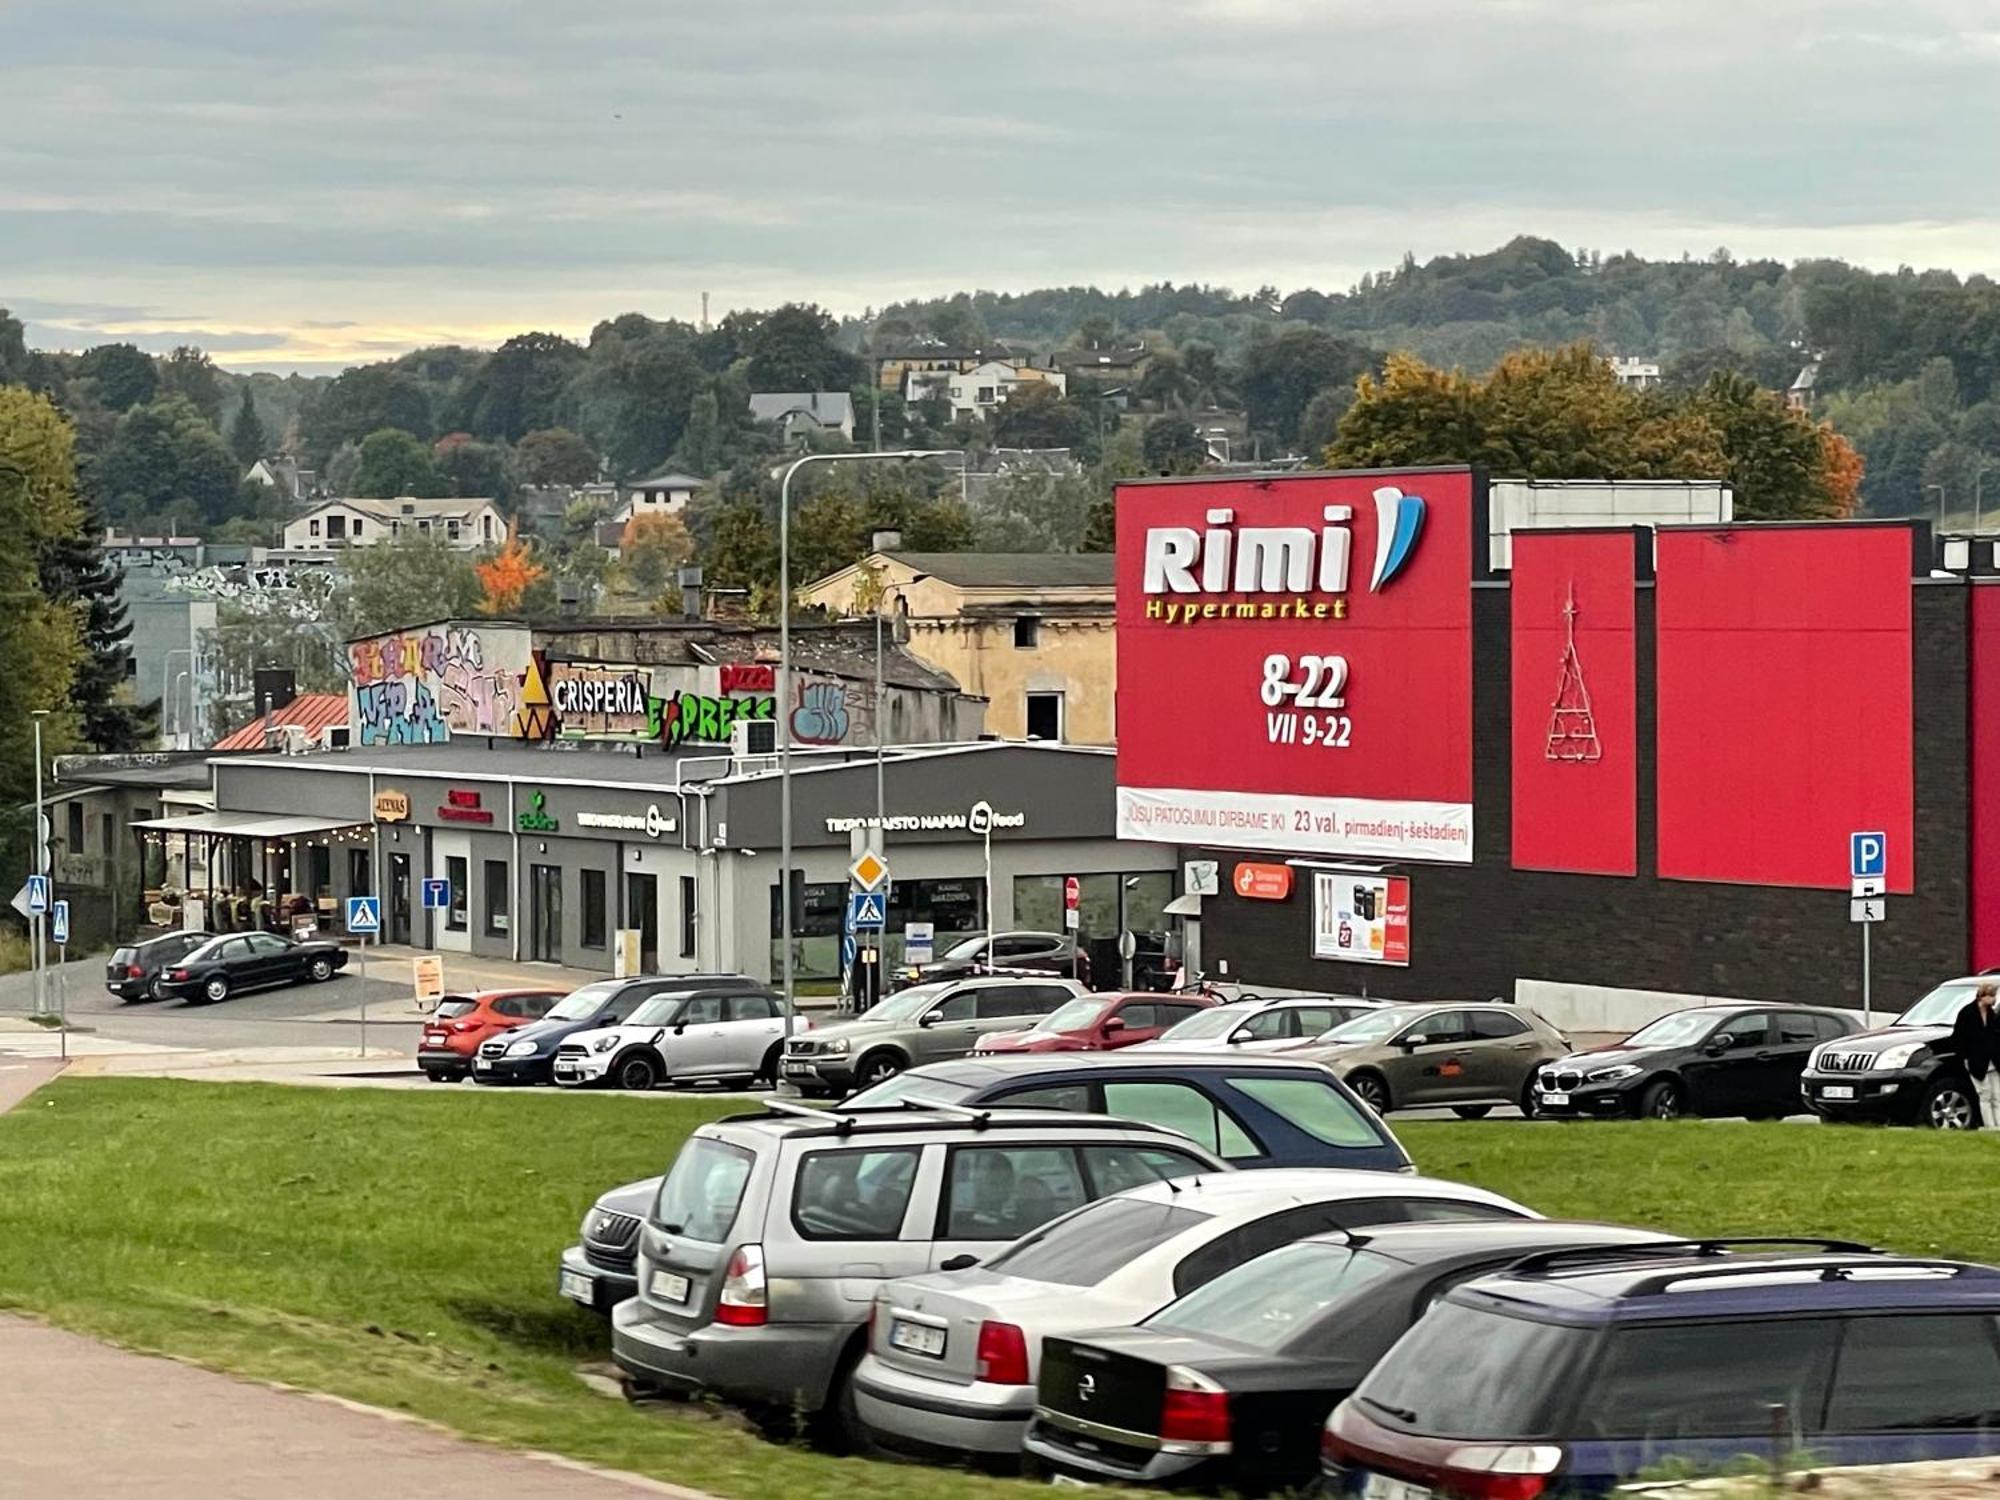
xmin=530 ymin=864 xmax=562 ymax=963
xmin=387 ymin=853 xmax=412 ymax=944
xmin=626 ymin=873 xmax=660 ymax=973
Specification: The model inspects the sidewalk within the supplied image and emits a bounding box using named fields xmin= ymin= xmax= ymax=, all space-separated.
xmin=0 ymin=1315 xmax=713 ymax=1499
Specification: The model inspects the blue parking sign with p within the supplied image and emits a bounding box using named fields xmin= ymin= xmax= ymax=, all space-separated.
xmin=345 ymin=895 xmax=381 ymax=935
xmin=1851 ymin=831 xmax=1887 ymax=881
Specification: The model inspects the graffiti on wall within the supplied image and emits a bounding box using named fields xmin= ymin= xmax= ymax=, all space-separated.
xmin=349 ymin=625 xmax=530 ymax=746
xmin=549 ymin=663 xmax=654 ymax=740
xmin=654 ymin=691 xmax=775 ymax=750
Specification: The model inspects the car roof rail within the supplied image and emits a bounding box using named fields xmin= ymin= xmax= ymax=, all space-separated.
xmin=754 ymin=1096 xmax=859 ymax=1134
xmin=1507 ymin=1237 xmax=1878 ymax=1279
xmin=901 ymin=1098 xmax=993 ymax=1127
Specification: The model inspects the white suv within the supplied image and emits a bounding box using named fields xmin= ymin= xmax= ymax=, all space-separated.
xmin=555 ymin=986 xmax=796 ymax=1091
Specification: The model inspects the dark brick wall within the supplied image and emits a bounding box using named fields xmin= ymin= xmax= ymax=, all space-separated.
xmin=1199 ymin=580 xmax=1970 ymax=1012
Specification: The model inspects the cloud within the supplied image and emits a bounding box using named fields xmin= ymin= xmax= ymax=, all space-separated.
xmin=4 ymin=0 xmax=1998 ymax=369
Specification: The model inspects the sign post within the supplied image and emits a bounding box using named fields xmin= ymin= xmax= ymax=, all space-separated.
xmin=970 ymin=801 xmax=995 ymax=969
xmin=345 ymin=895 xmax=381 ymax=1058
xmin=51 ymin=900 xmax=69 ymax=1060
xmin=1850 ymin=831 xmax=1887 ymax=1024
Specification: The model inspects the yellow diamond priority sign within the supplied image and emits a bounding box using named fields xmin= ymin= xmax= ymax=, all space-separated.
xmin=849 ymin=851 xmax=890 ymax=891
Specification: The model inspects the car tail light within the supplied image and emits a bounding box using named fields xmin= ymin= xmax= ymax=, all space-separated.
xmin=126 ymin=965 xmax=144 ymax=978
xmin=715 ymin=1244 xmax=766 ymax=1326
xmin=1437 ymin=1445 xmax=1563 ymax=1500
xmin=975 ymin=1321 xmax=1030 ymax=1385
xmin=1159 ymin=1365 xmax=1231 ymax=1448
xmin=168 ymin=968 xmax=189 ymax=980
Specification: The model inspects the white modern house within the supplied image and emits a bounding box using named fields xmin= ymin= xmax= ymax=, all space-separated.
xmin=618 ymin=470 xmax=702 ymax=520
xmin=905 ymin=361 xmax=1067 ymax=420
xmin=281 ymin=497 xmax=507 ymax=551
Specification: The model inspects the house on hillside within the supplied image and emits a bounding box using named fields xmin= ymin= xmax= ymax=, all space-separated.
xmin=905 ymin=361 xmax=1067 ymax=420
xmin=1050 ymin=344 xmax=1151 ymax=386
xmin=1607 ymin=356 xmax=1662 ymax=390
xmin=875 ymin=343 xmax=1035 ymax=393
xmin=244 ymin=456 xmax=320 ymax=506
xmin=1788 ymin=361 xmax=1820 ymax=414
xmin=797 ymin=550 xmax=1116 ymax=744
xmin=747 ymin=391 xmax=855 ymax=443
xmin=281 ymin=496 xmax=506 ymax=551
xmin=617 ymin=470 xmax=702 ymax=520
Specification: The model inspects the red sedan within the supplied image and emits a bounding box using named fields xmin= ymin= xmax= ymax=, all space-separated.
xmin=418 ymin=988 xmax=568 ymax=1081
xmin=972 ymin=991 xmax=1217 ymax=1055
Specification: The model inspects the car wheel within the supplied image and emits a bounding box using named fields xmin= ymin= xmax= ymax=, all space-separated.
xmin=307 ymin=956 xmax=334 ymax=982
xmin=614 ymin=1053 xmax=660 ymax=1092
xmin=1451 ymin=1104 xmax=1493 ymax=1120
xmin=1923 ymin=1078 xmax=1978 ymax=1130
xmin=202 ymin=976 xmax=231 ymax=1004
xmin=757 ymin=1042 xmax=782 ymax=1085
xmin=854 ymin=1050 xmax=905 ymax=1088
xmin=1347 ymin=1071 xmax=1391 ymax=1114
xmin=1640 ymin=1079 xmax=1681 ymax=1120
xmin=147 ymin=975 xmax=168 ymax=1002
xmin=1519 ymin=1077 xmax=1542 ymax=1120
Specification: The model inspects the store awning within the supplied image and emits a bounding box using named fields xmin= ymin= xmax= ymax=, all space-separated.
xmin=128 ymin=811 xmax=366 ymax=839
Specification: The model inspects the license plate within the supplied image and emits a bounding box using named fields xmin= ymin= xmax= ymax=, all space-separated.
xmin=474 ymin=1058 xmax=492 ymax=1071
xmin=783 ymin=1061 xmax=815 ymax=1077
xmin=1821 ymin=1084 xmax=1856 ymax=1100
xmin=1363 ymin=1476 xmax=1434 ymax=1500
xmin=1541 ymin=1091 xmax=1570 ymax=1107
xmin=889 ymin=1319 xmax=947 ymax=1358
xmin=423 ymin=1032 xmax=446 ymax=1045
xmin=554 ymin=1062 xmax=578 ymax=1075
xmin=652 ymin=1269 xmax=691 ymax=1304
xmin=559 ymin=1269 xmax=595 ymax=1305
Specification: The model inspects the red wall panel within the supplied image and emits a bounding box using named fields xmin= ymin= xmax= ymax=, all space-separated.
xmin=1655 ymin=526 xmax=1913 ymax=892
xmin=1971 ymin=586 xmax=2000 ymax=967
xmin=1510 ymin=531 xmax=1638 ymax=875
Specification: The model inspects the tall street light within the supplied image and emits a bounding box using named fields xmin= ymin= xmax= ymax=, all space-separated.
xmin=776 ymin=448 xmax=965 ymax=1031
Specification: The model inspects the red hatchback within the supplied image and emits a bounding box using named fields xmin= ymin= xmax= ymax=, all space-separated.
xmin=972 ymin=991 xmax=1217 ymax=1055
xmin=418 ymin=988 xmax=568 ymax=1081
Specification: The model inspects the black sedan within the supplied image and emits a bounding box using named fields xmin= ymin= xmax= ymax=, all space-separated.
xmin=157 ymin=931 xmax=349 ymax=1003
xmin=1025 ymin=1220 xmax=1673 ymax=1494
xmin=1532 ymin=1002 xmax=1858 ymax=1120
xmin=105 ymin=930 xmax=213 ymax=1001
xmin=893 ymin=930 xmax=1080 ymax=989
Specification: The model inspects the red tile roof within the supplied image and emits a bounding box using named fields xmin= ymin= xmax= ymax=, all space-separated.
xmin=212 ymin=693 xmax=351 ymax=751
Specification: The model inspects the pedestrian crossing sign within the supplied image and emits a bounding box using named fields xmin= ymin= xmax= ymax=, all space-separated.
xmin=345 ymin=895 xmax=382 ymax=935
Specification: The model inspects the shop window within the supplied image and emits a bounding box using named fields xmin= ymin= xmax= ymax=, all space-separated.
xmin=1026 ymin=692 xmax=1063 ymax=741
xmin=881 ymin=876 xmax=985 ymax=968
xmin=348 ymin=848 xmax=372 ymax=898
xmin=67 ymin=802 xmax=84 ymax=850
xmin=484 ymin=858 xmax=509 ymax=935
xmin=770 ymin=879 xmax=844 ymax=983
xmin=445 ymin=856 xmax=468 ymax=932
xmin=308 ymin=845 xmax=332 ymax=900
xmin=680 ymin=874 xmax=697 ymax=959
xmin=1014 ymin=616 xmax=1040 ymax=649
xmin=581 ymin=869 xmax=607 ymax=949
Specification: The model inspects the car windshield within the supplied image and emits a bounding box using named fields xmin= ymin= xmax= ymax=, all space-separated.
xmin=186 ymin=938 xmax=229 ymax=962
xmin=1353 ymin=1300 xmax=1589 ymax=1438
xmin=1900 ymin=980 xmax=1986 ymax=1027
xmin=1158 ymin=1004 xmax=1257 ymax=1042
xmin=652 ymin=1135 xmax=755 ymax=1242
xmin=841 ymin=1072 xmax=978 ymax=1108
xmin=1148 ymin=1242 xmax=1398 ymax=1351
xmin=940 ymin=934 xmax=989 ymax=962
xmin=546 ymin=981 xmax=627 ymax=1022
xmin=1622 ymin=1011 xmax=1721 ymax=1049
xmin=431 ymin=998 xmax=477 ymax=1019
xmin=985 ymin=1198 xmax=1212 ymax=1287
xmin=857 ymin=983 xmax=956 ymax=1025
xmin=622 ymin=996 xmax=681 ymax=1027
xmin=1318 ymin=1006 xmax=1434 ymax=1044
xmin=1037 ymin=997 xmax=1111 ymax=1033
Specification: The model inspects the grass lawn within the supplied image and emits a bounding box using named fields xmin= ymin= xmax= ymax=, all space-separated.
xmin=5 ymin=1084 xmax=2000 ymax=1498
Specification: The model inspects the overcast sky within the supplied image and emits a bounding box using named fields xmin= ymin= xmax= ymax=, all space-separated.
xmin=4 ymin=0 xmax=1998 ymax=371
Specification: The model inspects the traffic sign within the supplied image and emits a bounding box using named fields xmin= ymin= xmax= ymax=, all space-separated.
xmin=50 ymin=900 xmax=68 ymax=946
xmin=421 ymin=877 xmax=451 ymax=910
xmin=1851 ymin=897 xmax=1886 ymax=924
xmin=849 ymin=850 xmax=890 ymax=892
xmin=846 ymin=890 xmax=887 ymax=931
xmin=1850 ymin=831 xmax=1887 ymax=881
xmin=904 ymin=921 xmax=935 ymax=965
xmin=23 ymin=874 xmax=49 ymax=915
xmin=345 ymin=895 xmax=382 ymax=935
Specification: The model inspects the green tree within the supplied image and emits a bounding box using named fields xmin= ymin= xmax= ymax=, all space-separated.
xmin=570 ymin=321 xmax=707 ymax=477
xmin=1239 ymin=328 xmax=1375 ymax=446
xmin=1135 ymin=348 xmax=1194 ymax=411
xmin=77 ymin=343 xmax=158 ymax=412
xmin=970 ymin=468 xmax=1101 ymax=551
xmin=228 ymin=385 xmax=267 ymax=468
xmin=432 ymin=432 xmax=511 ymax=500
xmin=1689 ymin=371 xmax=1845 ymax=519
xmin=352 ymin=428 xmax=449 ymax=498
xmin=698 ymin=500 xmax=778 ymax=604
xmin=300 ymin=365 xmax=433 ymax=463
xmin=0 ymin=308 xmax=31 ymax=386
xmin=158 ymin=346 xmax=225 ymax=427
xmin=334 ymin=532 xmax=483 ymax=637
xmin=1297 ymin=385 xmax=1356 ymax=455
xmin=676 ymin=389 xmax=724 ymax=474
xmin=741 ymin=304 xmax=861 ymax=392
xmin=38 ymin=498 xmax=155 ymax=751
xmin=448 ymin=331 xmax=584 ymax=442
xmin=514 ymin=427 xmax=600 ymax=487
xmin=1141 ymin=416 xmax=1208 ymax=474
xmin=92 ymin=396 xmax=241 ymax=525
xmin=991 ymin=383 xmax=1095 ymax=455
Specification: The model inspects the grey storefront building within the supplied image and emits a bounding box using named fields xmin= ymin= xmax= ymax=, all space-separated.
xmin=203 ymin=741 xmax=1178 ymax=985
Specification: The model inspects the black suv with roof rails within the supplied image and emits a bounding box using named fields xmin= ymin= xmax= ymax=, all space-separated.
xmin=1325 ymin=1237 xmax=2000 ymax=1497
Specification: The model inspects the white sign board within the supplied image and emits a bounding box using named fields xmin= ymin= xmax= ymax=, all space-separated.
xmin=1183 ymin=860 xmax=1220 ymax=898
xmin=1850 ymin=897 xmax=1886 ymax=924
xmin=904 ymin=922 xmax=935 ymax=965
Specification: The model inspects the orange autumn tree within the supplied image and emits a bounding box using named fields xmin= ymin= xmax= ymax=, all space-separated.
xmin=1817 ymin=424 xmax=1865 ymax=519
xmin=475 ymin=521 xmax=547 ymax=615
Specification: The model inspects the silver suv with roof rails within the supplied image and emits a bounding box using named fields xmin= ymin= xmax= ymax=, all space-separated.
xmin=608 ymin=1098 xmax=1229 ymax=1430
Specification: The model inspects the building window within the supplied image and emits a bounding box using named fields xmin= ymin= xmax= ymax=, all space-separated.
xmin=484 ymin=859 xmax=510 ymax=934
xmin=352 ymin=519 xmax=364 ymax=538
xmin=101 ymin=812 xmax=115 ymax=856
xmin=482 ymin=514 xmax=494 ymax=540
xmin=445 ymin=855 xmax=468 ymax=932
xmin=1014 ymin=616 xmax=1040 ymax=649
xmin=977 ymin=386 xmax=996 ymax=404
xmin=447 ymin=520 xmax=461 ymax=540
xmin=67 ymin=802 xmax=84 ymax=850
xmin=309 ymin=518 xmax=321 ymax=537
xmin=1026 ymin=691 xmax=1064 ymax=741
xmin=348 ymin=848 xmax=372 ymax=897
xmin=680 ymin=874 xmax=697 ymax=958
xmin=580 ymin=868 xmax=607 ymax=949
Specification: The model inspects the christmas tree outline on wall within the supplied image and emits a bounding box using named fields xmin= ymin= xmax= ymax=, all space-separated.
xmin=1546 ymin=581 xmax=1602 ymax=762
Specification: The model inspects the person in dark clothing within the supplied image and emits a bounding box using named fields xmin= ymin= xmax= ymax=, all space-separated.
xmin=1950 ymin=982 xmax=2000 ymax=1130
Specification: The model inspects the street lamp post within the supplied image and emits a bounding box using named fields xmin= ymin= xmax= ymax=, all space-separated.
xmin=776 ymin=448 xmax=965 ymax=1034
xmin=30 ymin=709 xmax=48 ymax=1019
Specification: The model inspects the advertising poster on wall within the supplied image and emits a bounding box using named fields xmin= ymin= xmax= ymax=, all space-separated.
xmin=1114 ymin=468 xmax=1476 ymax=863
xmin=1312 ymin=871 xmax=1410 ymax=966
